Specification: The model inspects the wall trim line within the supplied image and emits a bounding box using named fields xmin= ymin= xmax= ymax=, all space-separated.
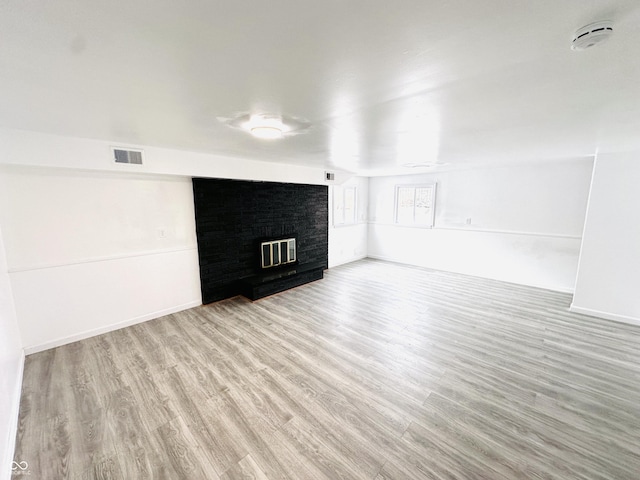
xmin=367 ymin=222 xmax=581 ymax=239
xmin=569 ymin=304 xmax=640 ymax=327
xmin=23 ymin=300 xmax=202 ymax=355
xmin=8 ymin=246 xmax=198 ymax=274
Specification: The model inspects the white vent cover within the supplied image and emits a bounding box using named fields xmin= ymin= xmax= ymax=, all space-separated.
xmin=112 ymin=147 xmax=143 ymax=165
xmin=571 ymin=22 xmax=613 ymax=51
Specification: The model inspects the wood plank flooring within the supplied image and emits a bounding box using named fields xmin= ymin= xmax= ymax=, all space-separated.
xmin=12 ymin=259 xmax=640 ymax=479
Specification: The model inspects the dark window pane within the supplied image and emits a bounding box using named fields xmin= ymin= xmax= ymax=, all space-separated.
xmin=262 ymin=244 xmax=271 ymax=267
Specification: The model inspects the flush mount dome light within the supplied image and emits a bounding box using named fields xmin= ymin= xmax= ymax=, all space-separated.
xmin=401 ymin=161 xmax=448 ymax=168
xmin=571 ymin=21 xmax=613 ymax=51
xmin=250 ymin=125 xmax=283 ymax=139
xmin=219 ymin=112 xmax=311 ymax=140
xmin=246 ymin=114 xmax=286 ymax=139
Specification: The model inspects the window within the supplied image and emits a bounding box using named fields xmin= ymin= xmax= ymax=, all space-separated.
xmin=333 ymin=186 xmax=357 ymax=226
xmin=395 ymin=184 xmax=436 ymax=227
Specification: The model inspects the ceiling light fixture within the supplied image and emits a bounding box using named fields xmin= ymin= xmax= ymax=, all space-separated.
xmin=250 ymin=125 xmax=283 ymax=140
xmin=219 ymin=112 xmax=311 ymax=140
xmin=401 ymin=162 xmax=448 ymax=168
xmin=245 ymin=114 xmax=286 ymax=140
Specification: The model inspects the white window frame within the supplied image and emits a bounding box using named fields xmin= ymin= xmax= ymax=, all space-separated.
xmin=394 ymin=183 xmax=436 ymax=228
xmin=333 ymin=186 xmax=357 ymax=226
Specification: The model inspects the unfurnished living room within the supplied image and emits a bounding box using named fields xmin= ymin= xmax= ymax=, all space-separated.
xmin=1 ymin=1 xmax=640 ymax=479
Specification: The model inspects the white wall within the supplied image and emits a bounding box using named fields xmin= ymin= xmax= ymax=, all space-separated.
xmin=328 ymin=177 xmax=369 ymax=268
xmin=572 ymin=152 xmax=640 ymax=325
xmin=0 ymin=126 xmax=343 ymax=353
xmin=0 ymin=166 xmax=202 ymax=352
xmin=368 ymin=159 xmax=593 ymax=292
xmin=0 ymin=224 xmax=23 ymax=480
xmin=0 ymin=127 xmax=329 ymax=185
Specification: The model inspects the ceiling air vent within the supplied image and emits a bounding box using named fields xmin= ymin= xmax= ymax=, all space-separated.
xmin=112 ymin=147 xmax=144 ymax=165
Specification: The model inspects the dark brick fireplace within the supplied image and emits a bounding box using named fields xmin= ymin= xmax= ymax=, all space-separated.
xmin=192 ymin=178 xmax=328 ymax=303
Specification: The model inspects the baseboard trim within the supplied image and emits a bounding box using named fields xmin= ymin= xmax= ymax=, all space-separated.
xmin=366 ymin=255 xmax=575 ymax=294
xmin=2 ymin=349 xmax=25 ymax=480
xmin=328 ymin=254 xmax=367 ymax=269
xmin=569 ymin=304 xmax=640 ymax=327
xmin=23 ymin=300 xmax=202 ymax=355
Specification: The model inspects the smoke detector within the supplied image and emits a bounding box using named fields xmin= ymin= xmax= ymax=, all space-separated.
xmin=571 ymin=21 xmax=613 ymax=51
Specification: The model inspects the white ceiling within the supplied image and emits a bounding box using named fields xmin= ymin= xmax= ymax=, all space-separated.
xmin=1 ymin=0 xmax=639 ymax=175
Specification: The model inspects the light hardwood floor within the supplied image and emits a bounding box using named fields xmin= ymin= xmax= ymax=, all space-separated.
xmin=13 ymin=259 xmax=640 ymax=479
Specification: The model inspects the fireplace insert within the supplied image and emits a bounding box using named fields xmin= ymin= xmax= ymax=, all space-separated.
xmin=260 ymin=238 xmax=296 ymax=269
